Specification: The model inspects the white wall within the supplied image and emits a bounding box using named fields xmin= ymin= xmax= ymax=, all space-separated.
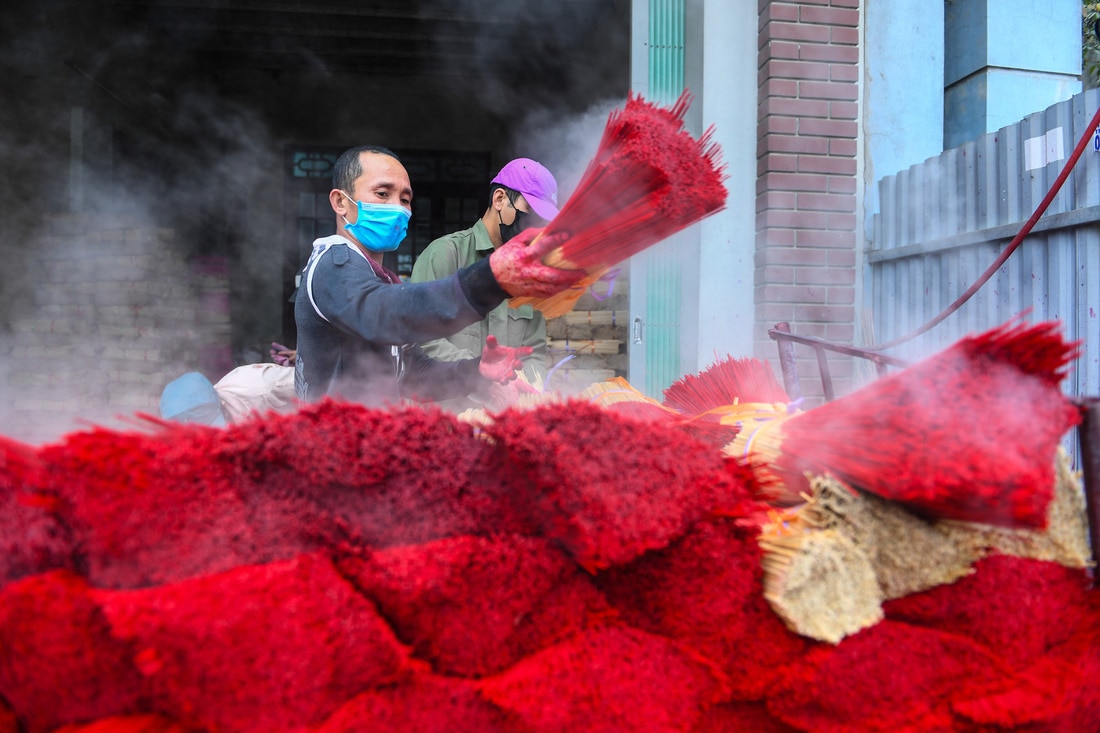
xmin=691 ymin=0 xmax=758 ymax=365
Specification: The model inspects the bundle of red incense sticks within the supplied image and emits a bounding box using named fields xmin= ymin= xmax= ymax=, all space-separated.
xmin=746 ymin=319 xmax=1082 ymax=527
xmin=512 ymin=91 xmax=727 ymax=318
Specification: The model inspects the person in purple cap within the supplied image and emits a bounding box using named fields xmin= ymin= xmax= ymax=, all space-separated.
xmin=409 ymin=158 xmax=561 ymax=410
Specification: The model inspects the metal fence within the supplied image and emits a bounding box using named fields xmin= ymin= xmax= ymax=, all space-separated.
xmin=869 ymin=88 xmax=1100 ymax=408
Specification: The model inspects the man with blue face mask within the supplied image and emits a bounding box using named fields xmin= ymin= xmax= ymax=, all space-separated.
xmin=294 ymin=145 xmax=583 ymax=406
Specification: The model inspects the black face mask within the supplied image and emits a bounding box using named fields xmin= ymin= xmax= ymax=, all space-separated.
xmin=498 ymin=200 xmax=531 ymax=244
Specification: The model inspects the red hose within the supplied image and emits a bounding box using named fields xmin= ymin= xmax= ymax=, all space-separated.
xmin=870 ymin=105 xmax=1100 ymax=351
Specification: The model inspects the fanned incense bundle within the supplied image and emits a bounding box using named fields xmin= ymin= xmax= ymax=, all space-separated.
xmin=511 ymin=91 xmax=727 ymax=318
xmin=581 ymin=376 xmax=682 ymax=422
xmin=745 ymin=319 xmax=1082 ymax=529
xmin=662 ymin=355 xmax=791 ymax=415
xmin=578 ymin=377 xmax=743 ymax=449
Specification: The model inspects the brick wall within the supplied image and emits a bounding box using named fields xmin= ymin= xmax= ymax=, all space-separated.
xmin=756 ymin=0 xmax=859 ymax=404
xmin=0 ymin=214 xmax=232 ymax=444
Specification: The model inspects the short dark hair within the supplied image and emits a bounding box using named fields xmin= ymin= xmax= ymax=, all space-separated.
xmin=333 ymin=145 xmax=400 ymax=194
xmin=489 ymin=183 xmax=520 ymax=205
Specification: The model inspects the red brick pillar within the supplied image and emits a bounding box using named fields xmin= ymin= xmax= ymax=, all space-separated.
xmin=756 ymin=0 xmax=859 ymax=403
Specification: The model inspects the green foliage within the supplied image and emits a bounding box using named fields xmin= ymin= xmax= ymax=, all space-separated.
xmin=1084 ymin=2 xmax=1100 ymax=88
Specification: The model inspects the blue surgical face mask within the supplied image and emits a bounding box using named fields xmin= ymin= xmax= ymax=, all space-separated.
xmin=339 ymin=191 xmax=411 ymax=252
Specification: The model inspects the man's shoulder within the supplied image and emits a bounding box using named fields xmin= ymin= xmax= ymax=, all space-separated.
xmin=303 ymin=239 xmax=379 ymax=304
xmin=411 ymin=224 xmax=483 ymax=280
xmin=309 ymin=237 xmax=372 ymax=272
xmin=423 ymin=224 xmax=479 ymax=254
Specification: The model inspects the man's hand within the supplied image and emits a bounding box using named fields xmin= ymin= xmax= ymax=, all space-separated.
xmin=270 ymin=342 xmax=297 ymax=367
xmin=478 ymin=335 xmax=532 ymax=383
xmin=488 ymin=228 xmax=585 ymax=298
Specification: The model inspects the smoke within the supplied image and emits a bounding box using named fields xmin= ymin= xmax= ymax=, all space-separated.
xmin=416 ymin=0 xmax=631 ymax=142
xmin=0 ymin=0 xmax=287 ymax=444
xmin=0 ymin=0 xmax=632 ymax=444
xmin=515 ymin=99 xmax=622 ymax=200
xmin=411 ymin=0 xmax=631 ymax=199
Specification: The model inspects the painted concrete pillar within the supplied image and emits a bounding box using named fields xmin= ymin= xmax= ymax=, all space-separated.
xmin=944 ymin=0 xmax=1081 ymax=149
xmin=863 ymin=0 xmax=945 ymax=227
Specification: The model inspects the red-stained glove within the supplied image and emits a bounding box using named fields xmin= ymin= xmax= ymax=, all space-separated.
xmin=488 ymin=228 xmax=585 ymax=298
xmin=478 ymin=335 xmax=532 ymax=384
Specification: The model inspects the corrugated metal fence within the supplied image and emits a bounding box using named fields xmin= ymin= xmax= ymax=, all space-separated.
xmin=870 ymin=88 xmax=1100 ymax=409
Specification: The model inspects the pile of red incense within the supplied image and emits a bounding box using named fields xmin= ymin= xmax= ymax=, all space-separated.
xmin=512 ymin=91 xmax=727 ymax=318
xmin=0 ymin=375 xmax=1098 ymax=732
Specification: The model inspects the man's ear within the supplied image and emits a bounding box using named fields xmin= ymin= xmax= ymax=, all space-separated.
xmin=330 ymin=189 xmax=349 ymax=216
xmin=490 ymin=187 xmax=508 ymax=212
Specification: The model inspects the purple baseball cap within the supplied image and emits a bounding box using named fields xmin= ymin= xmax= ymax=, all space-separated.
xmin=491 ymin=158 xmax=560 ymax=221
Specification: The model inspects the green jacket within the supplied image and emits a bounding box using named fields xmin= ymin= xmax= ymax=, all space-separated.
xmin=410 ymin=220 xmax=549 ymax=401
